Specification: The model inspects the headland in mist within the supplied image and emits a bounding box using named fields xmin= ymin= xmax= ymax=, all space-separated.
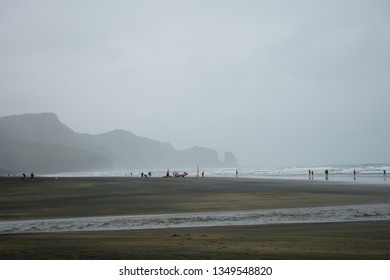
xmin=0 ymin=113 xmax=238 ymax=174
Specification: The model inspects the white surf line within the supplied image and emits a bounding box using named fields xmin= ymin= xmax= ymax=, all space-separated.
xmin=1 ymin=203 xmax=390 ymax=235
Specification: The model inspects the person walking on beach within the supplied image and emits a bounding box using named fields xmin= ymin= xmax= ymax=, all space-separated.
xmin=309 ymin=169 xmax=314 ymax=180
xmin=384 ymin=170 xmax=387 ymax=176
xmin=202 ymin=170 xmax=204 ymax=178
xmin=236 ymin=170 xmax=238 ymax=178
xmin=30 ymin=172 xmax=34 ymax=180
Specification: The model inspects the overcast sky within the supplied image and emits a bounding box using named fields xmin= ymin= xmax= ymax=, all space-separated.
xmin=1 ymin=0 xmax=389 ymax=167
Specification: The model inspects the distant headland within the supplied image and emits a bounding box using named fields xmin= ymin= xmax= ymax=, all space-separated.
xmin=0 ymin=113 xmax=238 ymax=174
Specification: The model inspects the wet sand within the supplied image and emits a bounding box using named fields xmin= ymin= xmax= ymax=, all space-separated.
xmin=1 ymin=221 xmax=390 ymax=259
xmin=1 ymin=176 xmax=390 ymax=259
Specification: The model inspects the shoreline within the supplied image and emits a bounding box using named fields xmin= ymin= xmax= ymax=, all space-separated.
xmin=5 ymin=173 xmax=389 ymax=183
xmin=2 ymin=203 xmax=390 ymax=235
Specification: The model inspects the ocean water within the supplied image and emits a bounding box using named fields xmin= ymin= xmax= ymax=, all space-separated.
xmin=1 ymin=203 xmax=389 ymax=234
xmin=45 ymin=163 xmax=390 ymax=184
xmin=207 ymin=164 xmax=390 ymax=184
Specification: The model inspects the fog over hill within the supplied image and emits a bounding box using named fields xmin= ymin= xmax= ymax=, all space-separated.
xmin=0 ymin=113 xmax=238 ymax=174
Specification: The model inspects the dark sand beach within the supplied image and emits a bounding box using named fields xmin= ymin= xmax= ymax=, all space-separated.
xmin=1 ymin=176 xmax=390 ymax=259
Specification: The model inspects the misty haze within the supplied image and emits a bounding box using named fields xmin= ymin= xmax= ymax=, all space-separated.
xmin=1 ymin=0 xmax=390 ymax=264
xmin=1 ymin=0 xmax=389 ymax=169
xmin=0 ymin=112 xmax=237 ymax=174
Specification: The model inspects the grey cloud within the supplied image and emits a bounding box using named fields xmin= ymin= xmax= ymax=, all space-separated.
xmin=1 ymin=0 xmax=389 ymax=167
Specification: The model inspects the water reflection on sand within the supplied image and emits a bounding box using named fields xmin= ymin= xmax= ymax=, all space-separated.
xmin=1 ymin=203 xmax=390 ymax=235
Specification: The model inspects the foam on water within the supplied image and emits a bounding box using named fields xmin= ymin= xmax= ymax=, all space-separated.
xmin=207 ymin=164 xmax=390 ymax=182
xmin=1 ymin=203 xmax=390 ymax=234
xmin=43 ymin=163 xmax=390 ymax=184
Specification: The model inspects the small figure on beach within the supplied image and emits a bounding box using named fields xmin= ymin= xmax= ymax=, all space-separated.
xmin=325 ymin=169 xmax=329 ymax=180
xmin=30 ymin=172 xmax=34 ymax=180
xmin=202 ymin=170 xmax=205 ymax=178
xmin=162 ymin=169 xmax=172 ymax=178
xmin=236 ymin=170 xmax=238 ymax=178
xmin=384 ymin=170 xmax=387 ymax=176
xmin=141 ymin=172 xmax=144 ymax=178
xmin=311 ymin=170 xmax=314 ymax=180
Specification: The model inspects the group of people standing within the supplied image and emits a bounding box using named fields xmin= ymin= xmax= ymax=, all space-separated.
xmin=308 ymin=169 xmax=331 ymax=180
xmin=20 ymin=172 xmax=34 ymax=180
xmin=308 ymin=169 xmax=388 ymax=180
xmin=140 ymin=172 xmax=152 ymax=178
